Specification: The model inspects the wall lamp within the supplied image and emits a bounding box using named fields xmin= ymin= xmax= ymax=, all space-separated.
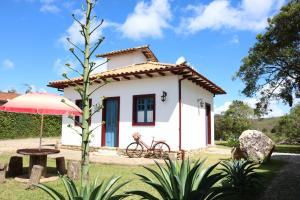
xmin=161 ymin=91 xmax=167 ymax=102
xmin=197 ymin=98 xmax=204 ymax=108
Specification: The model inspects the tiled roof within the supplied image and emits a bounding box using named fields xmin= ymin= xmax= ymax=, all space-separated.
xmin=48 ymin=62 xmax=226 ymax=95
xmin=0 ymin=92 xmax=19 ymax=101
xmin=96 ymin=45 xmax=158 ymax=62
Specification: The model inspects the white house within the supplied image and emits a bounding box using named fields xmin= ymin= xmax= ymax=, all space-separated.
xmin=48 ymin=45 xmax=226 ymax=151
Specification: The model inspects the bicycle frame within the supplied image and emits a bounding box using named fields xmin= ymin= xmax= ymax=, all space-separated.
xmin=136 ymin=137 xmax=157 ymax=151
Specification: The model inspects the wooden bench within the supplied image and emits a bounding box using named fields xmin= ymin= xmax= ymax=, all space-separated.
xmin=8 ymin=156 xmax=23 ymax=177
xmin=0 ymin=163 xmax=7 ymax=183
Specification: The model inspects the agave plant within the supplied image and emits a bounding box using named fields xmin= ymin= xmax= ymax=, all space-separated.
xmin=220 ymin=160 xmax=261 ymax=199
xmin=36 ymin=175 xmax=129 ymax=200
xmin=127 ymin=158 xmax=226 ymax=200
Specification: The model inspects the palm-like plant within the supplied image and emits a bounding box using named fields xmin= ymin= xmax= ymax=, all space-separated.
xmin=36 ymin=175 xmax=128 ymax=200
xmin=220 ymin=160 xmax=261 ymax=199
xmin=127 ymin=159 xmax=226 ymax=200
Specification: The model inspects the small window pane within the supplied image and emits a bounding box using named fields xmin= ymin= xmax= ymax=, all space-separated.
xmin=147 ymin=110 xmax=153 ymax=122
xmin=137 ymin=111 xmax=144 ymax=122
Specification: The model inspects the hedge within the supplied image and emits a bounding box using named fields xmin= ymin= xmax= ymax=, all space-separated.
xmin=0 ymin=112 xmax=61 ymax=139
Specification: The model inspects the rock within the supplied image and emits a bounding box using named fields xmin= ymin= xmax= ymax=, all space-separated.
xmin=239 ymin=130 xmax=275 ymax=163
xmin=231 ymin=147 xmax=247 ymax=160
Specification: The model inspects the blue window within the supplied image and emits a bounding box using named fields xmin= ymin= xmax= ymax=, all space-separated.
xmin=133 ymin=94 xmax=155 ymax=126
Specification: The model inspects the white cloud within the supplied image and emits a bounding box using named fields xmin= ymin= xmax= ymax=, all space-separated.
xmin=215 ymin=98 xmax=288 ymax=118
xmin=40 ymin=3 xmax=60 ymax=13
xmin=215 ymin=101 xmax=233 ymax=115
xmin=26 ymin=0 xmax=61 ymax=14
xmin=2 ymin=59 xmax=15 ymax=70
xmin=180 ymin=0 xmax=285 ymax=33
xmin=53 ymin=58 xmax=77 ymax=76
xmin=176 ymin=56 xmax=186 ymax=65
xmin=230 ymin=34 xmax=239 ymax=44
xmin=59 ymin=10 xmax=109 ymax=48
xmin=120 ymin=0 xmax=172 ymax=40
xmin=24 ymin=84 xmax=47 ymax=93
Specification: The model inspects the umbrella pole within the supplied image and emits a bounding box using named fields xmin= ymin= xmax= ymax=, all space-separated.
xmin=39 ymin=114 xmax=44 ymax=151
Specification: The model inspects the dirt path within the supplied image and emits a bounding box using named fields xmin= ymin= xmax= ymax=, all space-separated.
xmin=260 ymin=153 xmax=300 ymax=200
xmin=0 ymin=138 xmax=163 ymax=165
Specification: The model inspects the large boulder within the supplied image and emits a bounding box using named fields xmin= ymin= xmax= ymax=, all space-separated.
xmin=239 ymin=130 xmax=275 ymax=163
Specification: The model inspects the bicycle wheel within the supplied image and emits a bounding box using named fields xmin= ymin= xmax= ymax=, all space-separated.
xmin=153 ymin=142 xmax=170 ymax=159
xmin=126 ymin=142 xmax=144 ymax=158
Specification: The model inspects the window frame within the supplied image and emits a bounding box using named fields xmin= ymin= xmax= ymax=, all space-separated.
xmin=75 ymin=99 xmax=92 ymax=126
xmin=132 ymin=94 xmax=156 ymax=126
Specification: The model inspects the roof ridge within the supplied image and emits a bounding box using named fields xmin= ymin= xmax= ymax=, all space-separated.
xmin=90 ymin=61 xmax=178 ymax=77
xmin=91 ymin=62 xmax=149 ymax=77
xmin=96 ymin=45 xmax=149 ymax=57
xmin=147 ymin=61 xmax=177 ymax=66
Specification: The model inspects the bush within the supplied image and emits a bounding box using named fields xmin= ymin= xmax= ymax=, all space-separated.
xmin=0 ymin=112 xmax=61 ymax=139
xmin=128 ymin=159 xmax=227 ymax=200
xmin=220 ymin=160 xmax=261 ymax=200
xmin=272 ymin=104 xmax=300 ymax=143
xmin=227 ymin=136 xmax=240 ymax=147
xmin=215 ymin=101 xmax=253 ymax=140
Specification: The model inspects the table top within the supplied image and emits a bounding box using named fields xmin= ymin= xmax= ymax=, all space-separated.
xmin=17 ymin=148 xmax=60 ymax=156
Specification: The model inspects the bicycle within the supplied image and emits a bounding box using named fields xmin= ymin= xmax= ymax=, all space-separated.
xmin=126 ymin=132 xmax=170 ymax=159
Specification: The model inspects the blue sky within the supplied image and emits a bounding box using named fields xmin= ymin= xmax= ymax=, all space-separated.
xmin=0 ymin=0 xmax=291 ymax=117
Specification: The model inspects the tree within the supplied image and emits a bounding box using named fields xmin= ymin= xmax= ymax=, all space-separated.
xmin=7 ymin=88 xmax=17 ymax=93
xmin=24 ymin=84 xmax=33 ymax=94
xmin=215 ymin=101 xmax=254 ymax=140
xmin=234 ymin=0 xmax=300 ymax=116
xmin=273 ymin=104 xmax=300 ymax=142
xmin=62 ymin=0 xmax=107 ymax=192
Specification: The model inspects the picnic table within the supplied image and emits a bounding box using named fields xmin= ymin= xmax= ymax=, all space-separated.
xmin=17 ymin=148 xmax=60 ymax=177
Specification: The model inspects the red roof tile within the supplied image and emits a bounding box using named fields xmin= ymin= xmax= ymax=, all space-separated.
xmin=0 ymin=92 xmax=19 ymax=101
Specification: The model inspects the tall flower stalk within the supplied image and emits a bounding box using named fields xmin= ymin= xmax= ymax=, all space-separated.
xmin=63 ymin=0 xmax=107 ymax=192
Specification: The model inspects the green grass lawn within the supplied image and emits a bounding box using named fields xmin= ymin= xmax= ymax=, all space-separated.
xmin=0 ymin=152 xmax=285 ymax=200
xmin=274 ymin=144 xmax=300 ymax=154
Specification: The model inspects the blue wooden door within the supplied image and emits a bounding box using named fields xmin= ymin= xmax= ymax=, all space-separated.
xmin=105 ymin=99 xmax=119 ymax=147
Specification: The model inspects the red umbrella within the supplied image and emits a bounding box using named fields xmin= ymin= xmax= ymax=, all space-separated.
xmin=0 ymin=92 xmax=82 ymax=150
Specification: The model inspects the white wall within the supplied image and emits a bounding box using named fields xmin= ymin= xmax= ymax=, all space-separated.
xmin=181 ymin=80 xmax=214 ymax=150
xmin=61 ymin=76 xmax=180 ymax=150
xmin=107 ymin=51 xmax=148 ymax=70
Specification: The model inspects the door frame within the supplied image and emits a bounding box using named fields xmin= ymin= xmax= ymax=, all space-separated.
xmin=101 ymin=97 xmax=120 ymax=147
xmin=205 ymin=103 xmax=212 ymax=145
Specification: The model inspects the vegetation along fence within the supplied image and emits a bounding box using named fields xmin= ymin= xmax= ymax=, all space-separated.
xmin=0 ymin=112 xmax=61 ymax=139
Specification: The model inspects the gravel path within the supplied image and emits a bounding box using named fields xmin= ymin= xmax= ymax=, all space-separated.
xmin=260 ymin=153 xmax=300 ymax=200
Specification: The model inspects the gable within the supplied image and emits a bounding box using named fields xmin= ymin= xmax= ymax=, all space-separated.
xmin=106 ymin=51 xmax=148 ymax=70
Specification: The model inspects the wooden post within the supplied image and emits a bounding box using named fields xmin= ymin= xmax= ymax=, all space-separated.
xmin=39 ymin=114 xmax=44 ymax=151
xmin=180 ymin=150 xmax=185 ymax=160
xmin=0 ymin=163 xmax=7 ymax=184
xmin=55 ymin=140 xmax=61 ymax=150
xmin=67 ymin=161 xmax=80 ymax=181
xmin=8 ymin=156 xmax=23 ymax=177
xmin=56 ymin=157 xmax=66 ymax=175
xmin=27 ymin=165 xmax=44 ymax=189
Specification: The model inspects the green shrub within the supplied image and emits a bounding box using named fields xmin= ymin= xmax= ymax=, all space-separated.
xmin=0 ymin=112 xmax=61 ymax=139
xmin=227 ymin=136 xmax=240 ymax=147
xmin=220 ymin=160 xmax=261 ymax=200
xmin=37 ymin=175 xmax=128 ymax=200
xmin=128 ymin=159 xmax=227 ymax=200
